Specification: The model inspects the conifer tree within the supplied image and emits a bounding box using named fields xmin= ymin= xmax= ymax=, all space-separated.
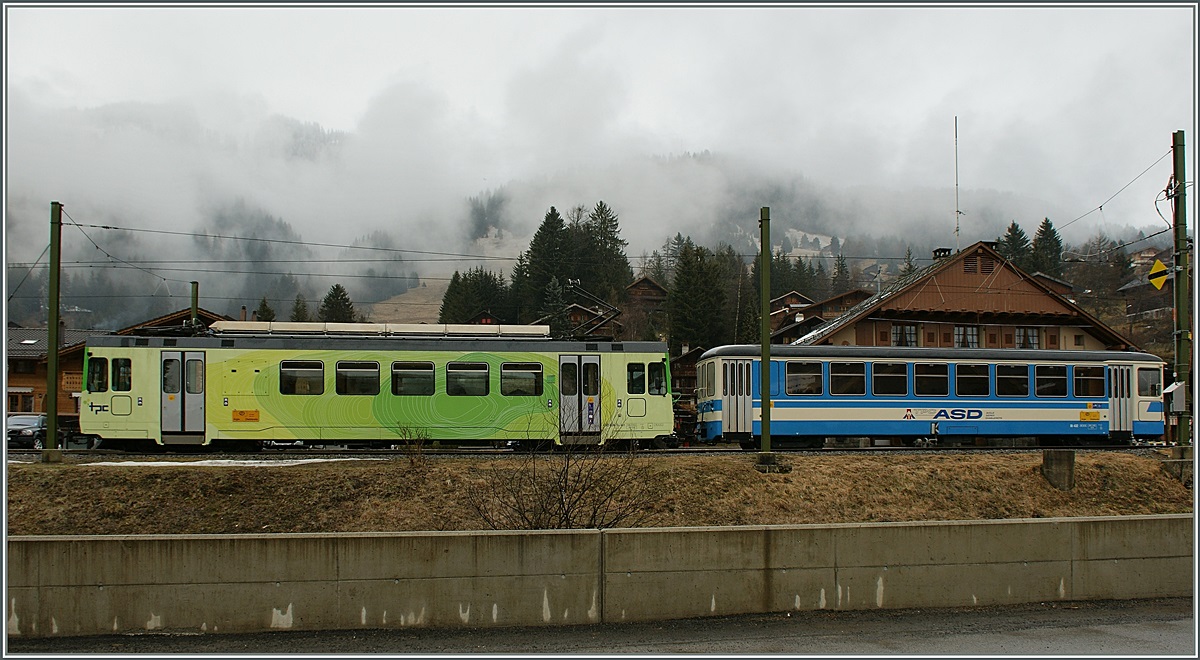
xmin=255 ymin=296 xmax=276 ymax=322
xmin=997 ymin=221 xmax=1034 ymax=271
xmin=899 ymin=247 xmax=919 ymax=277
xmin=831 ymin=254 xmax=852 ymax=295
xmin=290 ymin=294 xmax=311 ymax=322
xmin=1030 ymin=217 xmax=1065 ymax=278
xmin=317 ymin=284 xmax=356 ymax=322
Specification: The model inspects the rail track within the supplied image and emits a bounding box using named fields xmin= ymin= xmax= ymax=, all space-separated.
xmin=6 ymin=442 xmax=1174 ymax=462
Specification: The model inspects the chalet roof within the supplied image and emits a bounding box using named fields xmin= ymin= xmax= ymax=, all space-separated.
xmin=770 ymin=290 xmax=815 ymax=306
xmin=114 ymin=307 xmax=232 ymax=335
xmin=794 ymin=241 xmax=1134 ymax=349
xmin=626 ymin=275 xmax=668 ymax=294
xmin=6 ymin=327 xmax=102 ymax=359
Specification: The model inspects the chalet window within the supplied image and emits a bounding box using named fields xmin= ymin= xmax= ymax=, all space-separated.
xmin=1047 ymin=334 xmax=1058 ymax=347
xmin=1074 ymin=334 xmax=1085 ymax=347
xmin=1015 ymin=327 xmax=1039 ymax=349
xmin=927 ymin=332 xmax=937 ymax=344
xmin=953 ymin=326 xmax=979 ymax=348
xmin=891 ymin=325 xmax=917 ymax=347
xmin=943 ymin=332 xmax=952 ymax=344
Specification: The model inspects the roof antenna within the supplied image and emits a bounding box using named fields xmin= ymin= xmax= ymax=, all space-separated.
xmin=954 ymin=116 xmax=963 ymax=252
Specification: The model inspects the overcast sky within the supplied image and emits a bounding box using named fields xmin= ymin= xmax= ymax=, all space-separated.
xmin=4 ymin=3 xmax=1197 ymax=273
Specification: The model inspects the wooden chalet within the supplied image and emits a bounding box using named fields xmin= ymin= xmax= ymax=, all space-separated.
xmin=626 ymin=276 xmax=668 ymax=312
xmin=769 ymin=291 xmax=816 ymax=331
xmin=795 ymin=241 xmax=1135 ymax=350
xmin=7 ymin=307 xmax=231 ymax=416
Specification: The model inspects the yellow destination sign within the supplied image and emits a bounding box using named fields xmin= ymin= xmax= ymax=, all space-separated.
xmin=1148 ymin=259 xmax=1169 ymax=291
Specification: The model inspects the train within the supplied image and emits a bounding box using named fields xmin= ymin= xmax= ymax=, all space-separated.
xmin=77 ymin=321 xmax=1168 ymax=452
xmin=694 ymin=345 xmax=1166 ymax=449
xmin=79 ymin=321 xmax=677 ymax=451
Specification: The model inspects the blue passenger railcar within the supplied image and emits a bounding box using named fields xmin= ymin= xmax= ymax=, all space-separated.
xmin=694 ymin=345 xmax=1165 ymax=448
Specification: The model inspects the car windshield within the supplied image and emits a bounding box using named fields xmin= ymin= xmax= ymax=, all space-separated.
xmin=8 ymin=415 xmax=43 ymax=426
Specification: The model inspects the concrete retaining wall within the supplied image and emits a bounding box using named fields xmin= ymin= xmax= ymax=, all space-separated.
xmin=7 ymin=515 xmax=1192 ymax=638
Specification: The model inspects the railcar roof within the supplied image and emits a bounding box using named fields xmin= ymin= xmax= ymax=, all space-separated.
xmin=698 ymin=344 xmax=1164 ymax=364
xmin=84 ymin=334 xmax=669 ymax=354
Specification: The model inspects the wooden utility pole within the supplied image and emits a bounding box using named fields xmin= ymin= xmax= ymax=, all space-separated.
xmin=759 ymin=207 xmax=771 ymax=456
xmin=1171 ymin=131 xmax=1192 ymax=445
xmin=44 ymin=201 xmax=63 ymax=458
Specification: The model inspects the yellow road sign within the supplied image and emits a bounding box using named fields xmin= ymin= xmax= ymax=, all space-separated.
xmin=1148 ymin=259 xmax=1169 ymax=290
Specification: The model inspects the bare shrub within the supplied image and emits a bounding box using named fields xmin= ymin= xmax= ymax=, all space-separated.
xmin=465 ymin=444 xmax=665 ymax=530
xmin=393 ymin=426 xmax=430 ymax=467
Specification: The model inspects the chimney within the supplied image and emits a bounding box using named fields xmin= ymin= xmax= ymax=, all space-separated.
xmin=240 ymin=306 xmax=247 ymax=321
xmin=250 ymin=310 xmax=257 ymax=322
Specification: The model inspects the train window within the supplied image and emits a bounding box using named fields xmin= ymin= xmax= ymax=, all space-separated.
xmin=162 ymin=359 xmax=181 ymax=394
xmin=830 ymin=362 xmax=866 ymax=395
xmin=956 ymin=364 xmax=990 ymax=397
xmin=915 ymin=363 xmax=949 ymax=396
xmin=392 ymin=362 xmax=435 ymax=396
xmin=1074 ymin=366 xmax=1106 ymax=398
xmin=447 ymin=362 xmax=489 ymax=396
xmin=722 ymin=363 xmax=728 ymax=397
xmin=1035 ymin=365 xmax=1067 ymax=397
xmin=185 ymin=359 xmax=204 ymax=394
xmin=997 ymin=364 xmax=1029 ymax=397
xmin=648 ymin=362 xmax=667 ymax=395
xmin=785 ymin=361 xmax=822 ymax=395
xmin=336 ymin=361 xmax=380 ymax=396
xmin=280 ymin=360 xmax=324 ymax=395
xmin=872 ymin=362 xmax=907 ymax=396
xmin=502 ymin=363 xmax=543 ymax=397
xmin=87 ymin=357 xmax=109 ymax=393
xmin=1137 ymin=368 xmax=1161 ymax=397
xmin=707 ymin=362 xmax=716 ymax=399
xmin=113 ymin=358 xmax=132 ymax=392
xmin=561 ymin=362 xmax=578 ymax=396
xmin=627 ymin=363 xmax=646 ymax=394
xmin=583 ymin=361 xmax=600 ymax=397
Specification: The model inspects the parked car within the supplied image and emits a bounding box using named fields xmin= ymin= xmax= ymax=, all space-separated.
xmin=7 ymin=414 xmax=48 ymax=449
xmin=5 ymin=414 xmax=94 ymax=449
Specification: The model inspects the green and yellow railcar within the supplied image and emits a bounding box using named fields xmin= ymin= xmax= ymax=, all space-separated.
xmin=80 ymin=322 xmax=676 ymax=450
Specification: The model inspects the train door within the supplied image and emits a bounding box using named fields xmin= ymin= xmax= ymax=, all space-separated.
xmin=559 ymin=355 xmax=601 ymax=444
xmin=1108 ymin=364 xmax=1133 ymax=440
xmin=161 ymin=351 xmax=206 ymax=445
xmin=721 ymin=359 xmax=754 ymax=439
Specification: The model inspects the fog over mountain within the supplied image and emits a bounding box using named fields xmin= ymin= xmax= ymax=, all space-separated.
xmin=5 ymin=4 xmax=1191 ymax=328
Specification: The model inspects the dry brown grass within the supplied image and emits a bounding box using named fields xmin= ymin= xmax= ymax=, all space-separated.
xmin=4 ymin=451 xmax=1192 ymax=536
